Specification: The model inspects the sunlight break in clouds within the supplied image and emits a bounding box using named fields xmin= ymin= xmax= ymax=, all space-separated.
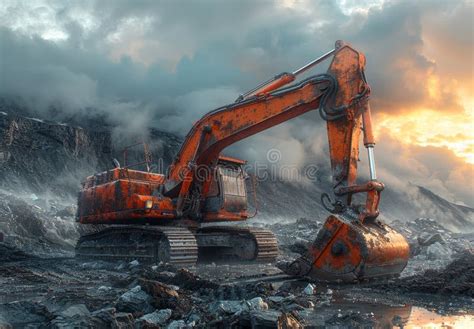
xmin=376 ymin=107 xmax=474 ymax=165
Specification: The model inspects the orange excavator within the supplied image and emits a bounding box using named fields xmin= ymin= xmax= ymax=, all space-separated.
xmin=76 ymin=41 xmax=410 ymax=281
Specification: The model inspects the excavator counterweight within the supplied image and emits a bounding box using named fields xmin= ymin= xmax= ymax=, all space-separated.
xmin=75 ymin=40 xmax=410 ymax=281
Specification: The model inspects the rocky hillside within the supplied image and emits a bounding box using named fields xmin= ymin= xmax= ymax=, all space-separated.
xmin=0 ymin=110 xmax=182 ymax=197
xmin=253 ymin=178 xmax=474 ymax=232
xmin=0 ymin=111 xmax=110 ymax=196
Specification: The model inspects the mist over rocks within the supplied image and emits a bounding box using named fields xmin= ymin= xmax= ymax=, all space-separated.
xmin=0 ymin=105 xmax=184 ymax=192
xmin=0 ymin=109 xmax=473 ymax=255
xmin=0 ymin=108 xmax=182 ymax=254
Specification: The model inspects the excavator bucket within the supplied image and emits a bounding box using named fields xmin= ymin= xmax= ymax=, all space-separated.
xmin=284 ymin=214 xmax=410 ymax=282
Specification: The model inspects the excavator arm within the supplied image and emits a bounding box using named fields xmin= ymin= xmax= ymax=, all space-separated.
xmin=165 ymin=41 xmax=376 ymax=220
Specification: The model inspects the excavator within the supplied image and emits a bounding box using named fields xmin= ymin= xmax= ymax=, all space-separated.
xmin=76 ymin=41 xmax=410 ymax=282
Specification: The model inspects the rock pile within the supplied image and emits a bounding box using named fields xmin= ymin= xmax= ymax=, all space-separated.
xmin=0 ymin=259 xmax=313 ymax=328
xmin=0 ymin=191 xmax=79 ymax=257
xmin=376 ymin=251 xmax=474 ymax=297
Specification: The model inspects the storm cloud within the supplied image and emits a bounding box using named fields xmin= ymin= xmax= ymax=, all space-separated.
xmin=0 ymin=0 xmax=472 ymax=205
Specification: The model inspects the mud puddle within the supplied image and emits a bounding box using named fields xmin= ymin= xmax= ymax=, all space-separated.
xmin=195 ymin=262 xmax=474 ymax=327
xmin=299 ymin=297 xmax=473 ymax=328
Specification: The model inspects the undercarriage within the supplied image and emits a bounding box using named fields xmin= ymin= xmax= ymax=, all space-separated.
xmin=75 ymin=225 xmax=278 ymax=266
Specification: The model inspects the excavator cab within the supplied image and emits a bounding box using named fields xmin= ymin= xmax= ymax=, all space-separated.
xmin=202 ymin=156 xmax=249 ymax=221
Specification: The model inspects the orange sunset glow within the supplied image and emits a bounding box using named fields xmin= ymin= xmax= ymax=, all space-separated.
xmin=376 ymin=107 xmax=474 ymax=164
xmin=375 ymin=68 xmax=474 ymax=164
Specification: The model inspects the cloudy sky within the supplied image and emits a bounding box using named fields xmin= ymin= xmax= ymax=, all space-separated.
xmin=0 ymin=0 xmax=472 ymax=205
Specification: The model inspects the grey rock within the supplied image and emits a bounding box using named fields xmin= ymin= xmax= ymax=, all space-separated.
xmin=116 ymin=285 xmax=154 ymax=314
xmin=90 ymin=308 xmax=134 ymax=328
xmin=303 ymin=283 xmax=315 ymax=295
xmin=267 ymin=296 xmax=285 ymax=303
xmin=98 ymin=285 xmax=112 ymax=292
xmin=209 ymin=297 xmax=268 ymax=316
xmin=0 ymin=301 xmax=51 ymax=327
xmin=137 ymin=309 xmax=172 ymax=326
xmin=425 ymin=242 xmax=453 ymax=260
xmin=114 ymin=312 xmax=135 ymax=328
xmin=129 ymin=260 xmax=140 ymax=268
xmin=209 ymin=300 xmax=245 ymax=315
xmin=167 ymin=320 xmax=189 ymax=329
xmin=51 ymin=304 xmax=92 ymax=329
xmin=186 ymin=313 xmax=201 ymax=325
xmin=246 ymin=297 xmax=269 ymax=311
xmin=249 ymin=310 xmax=282 ymax=328
xmin=90 ymin=307 xmax=117 ymax=326
xmin=59 ymin=304 xmax=90 ymax=318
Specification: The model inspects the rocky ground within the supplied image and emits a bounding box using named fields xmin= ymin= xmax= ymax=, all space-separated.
xmin=0 ymin=180 xmax=473 ymax=328
xmin=0 ymin=214 xmax=473 ymax=328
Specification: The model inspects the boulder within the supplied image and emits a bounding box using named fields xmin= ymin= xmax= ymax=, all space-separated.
xmin=418 ymin=233 xmax=444 ymax=246
xmin=139 ymin=279 xmax=179 ymax=299
xmin=129 ymin=260 xmax=140 ymax=268
xmin=0 ymin=301 xmax=52 ymax=327
xmin=425 ymin=242 xmax=453 ymax=260
xmin=90 ymin=307 xmax=117 ymax=327
xmin=246 ymin=297 xmax=269 ymax=311
xmin=209 ymin=300 xmax=246 ymax=315
xmin=248 ymin=310 xmax=282 ymax=328
xmin=51 ymin=304 xmax=92 ymax=328
xmin=114 ymin=313 xmax=135 ymax=328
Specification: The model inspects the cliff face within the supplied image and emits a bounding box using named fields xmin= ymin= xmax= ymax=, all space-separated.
xmin=0 ymin=112 xmax=181 ymax=197
xmin=0 ymin=112 xmax=111 ymax=196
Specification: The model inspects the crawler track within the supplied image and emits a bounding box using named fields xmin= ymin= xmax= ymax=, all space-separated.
xmin=246 ymin=227 xmax=280 ymax=262
xmin=76 ymin=225 xmax=278 ymax=265
xmin=197 ymin=226 xmax=279 ymax=262
xmin=76 ymin=226 xmax=198 ymax=266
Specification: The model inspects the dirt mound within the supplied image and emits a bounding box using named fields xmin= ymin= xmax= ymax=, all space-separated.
xmin=378 ymin=251 xmax=474 ymax=297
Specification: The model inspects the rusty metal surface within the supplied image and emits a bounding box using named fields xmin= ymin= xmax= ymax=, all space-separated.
xmin=165 ymin=76 xmax=329 ymax=195
xmin=77 ymin=168 xmax=174 ymax=223
xmin=197 ymin=226 xmax=279 ymax=262
xmin=288 ymin=214 xmax=410 ymax=281
xmin=325 ymin=44 xmax=366 ymax=207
